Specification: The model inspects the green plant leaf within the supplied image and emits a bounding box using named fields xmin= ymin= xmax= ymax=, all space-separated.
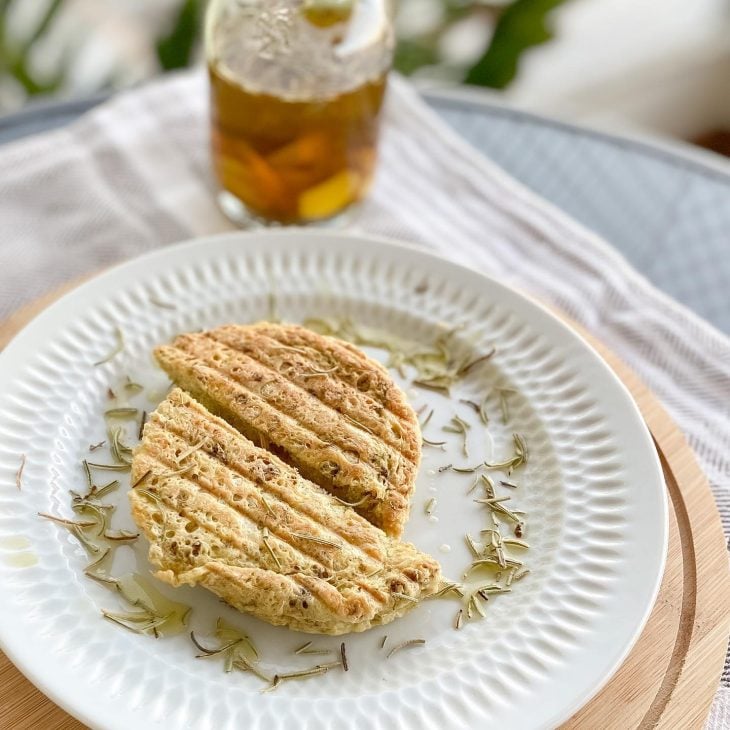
xmin=393 ymin=39 xmax=440 ymax=76
xmin=156 ymin=0 xmax=202 ymax=71
xmin=464 ymin=0 xmax=571 ymax=89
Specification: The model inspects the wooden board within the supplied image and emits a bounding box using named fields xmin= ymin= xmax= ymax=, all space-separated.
xmin=1 ymin=284 xmax=728 ymax=730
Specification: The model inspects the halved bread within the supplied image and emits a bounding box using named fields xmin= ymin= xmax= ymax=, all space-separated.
xmin=129 ymin=389 xmax=440 ymax=635
xmin=154 ymin=323 xmax=421 ymax=537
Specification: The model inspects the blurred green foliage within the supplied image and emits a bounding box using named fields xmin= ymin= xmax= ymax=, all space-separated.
xmin=0 ymin=0 xmax=68 ymax=95
xmin=0 ymin=0 xmax=569 ymax=102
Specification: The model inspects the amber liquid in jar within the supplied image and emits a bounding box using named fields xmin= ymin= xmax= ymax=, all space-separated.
xmin=209 ymin=63 xmax=387 ymax=225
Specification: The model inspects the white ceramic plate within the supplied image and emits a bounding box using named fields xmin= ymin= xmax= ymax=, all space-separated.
xmin=0 ymin=231 xmax=667 ymax=730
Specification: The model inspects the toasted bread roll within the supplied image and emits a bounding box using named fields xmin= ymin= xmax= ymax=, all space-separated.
xmin=154 ymin=323 xmax=421 ymax=537
xmin=129 ymin=389 xmax=440 ymax=635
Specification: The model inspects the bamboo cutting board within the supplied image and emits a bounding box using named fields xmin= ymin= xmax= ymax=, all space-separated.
xmin=0 ymin=283 xmax=728 ymax=730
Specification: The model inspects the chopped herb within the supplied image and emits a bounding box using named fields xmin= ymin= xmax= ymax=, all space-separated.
xmin=500 ymin=480 xmax=519 ymax=489
xmin=512 ymin=569 xmax=530 ymax=582
xmin=105 ymin=408 xmax=138 ymax=419
xmin=89 ymin=441 xmax=106 ymax=452
xmin=422 ymin=437 xmax=446 ymax=448
xmin=103 ymin=530 xmax=139 ymax=542
xmin=124 ymin=378 xmax=144 ymax=394
xmin=479 ymin=392 xmax=489 ymax=426
xmin=459 ymin=399 xmax=480 ymax=414
xmin=138 ymin=410 xmax=147 ymax=439
xmin=431 ymin=581 xmax=464 ymax=599
xmin=15 ymin=454 xmax=26 ymax=490
xmin=265 ymin=661 xmax=342 ymax=691
xmin=452 ymin=464 xmax=482 ymax=474
xmin=380 ymin=635 xmax=388 ymax=649
xmin=470 ymin=593 xmax=487 ymax=618
xmin=38 ymin=512 xmax=96 ymax=528
xmin=515 ymin=522 xmax=525 ymax=538
xmin=484 ymin=433 xmax=528 ymax=472
xmin=503 ymin=538 xmax=529 ymax=549
xmin=424 ymin=497 xmax=436 ymax=516
xmin=480 ymin=473 xmax=495 ymax=498
xmin=455 ymin=609 xmax=464 ymax=629
xmin=82 ymin=459 xmax=93 ymax=489
xmin=465 ymin=534 xmax=481 ymax=558
xmin=413 ymin=378 xmax=451 ymax=394
xmin=456 ymin=347 xmax=495 ymax=377
xmin=131 ymin=469 xmax=152 ymax=488
xmin=443 ymin=415 xmax=470 ymax=457
xmin=420 ymin=409 xmax=434 ymax=430
xmin=340 ymin=642 xmax=348 ymax=671
xmin=175 ymin=438 xmax=208 ymax=464
xmin=261 ymin=495 xmax=275 ymax=515
xmin=85 ymin=546 xmax=111 ymax=570
xmin=289 ymin=532 xmax=342 ymax=549
xmin=392 ymin=592 xmax=418 ymax=603
xmin=466 ymin=477 xmax=480 ymax=494
xmin=386 ymin=638 xmax=426 ymax=659
xmin=261 ymin=527 xmax=282 ymax=571
xmin=437 ymin=464 xmax=452 ymax=473
xmin=86 ymin=462 xmax=131 ymax=472
xmin=94 ymin=327 xmax=124 ymax=367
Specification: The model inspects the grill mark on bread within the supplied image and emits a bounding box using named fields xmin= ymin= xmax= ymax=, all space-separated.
xmin=190 ymin=353 xmax=415 ymax=489
xmin=135 ymin=448 xmax=383 ymax=580
xmin=212 ymin=324 xmax=413 ymax=421
xmin=205 ymin=329 xmax=418 ymax=462
xmin=152 ymin=401 xmax=387 ymax=559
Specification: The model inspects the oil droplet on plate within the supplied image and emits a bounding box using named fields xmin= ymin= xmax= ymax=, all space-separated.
xmin=428 ymin=515 xmax=438 ymax=524
xmin=439 ymin=544 xmax=451 ymax=554
xmin=0 ymin=536 xmax=31 ymax=550
xmin=4 ymin=552 xmax=38 ymax=568
xmin=428 ymin=486 xmax=437 ymax=493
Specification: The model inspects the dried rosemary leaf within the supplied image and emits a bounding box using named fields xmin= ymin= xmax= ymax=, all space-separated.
xmin=105 ymin=408 xmax=138 ymax=419
xmin=38 ymin=512 xmax=96 ymax=528
xmin=386 ymin=638 xmax=426 ymax=659
xmin=261 ymin=527 xmax=282 ymax=571
xmin=456 ymin=347 xmax=495 ymax=377
xmin=424 ymin=497 xmax=436 ymax=516
xmin=455 ymin=609 xmax=464 ymax=629
xmin=94 ymin=327 xmax=124 ymax=367
xmin=420 ymin=408 xmax=434 ymax=430
xmin=86 ymin=462 xmax=131 ymax=472
xmin=465 ymin=534 xmax=481 ymax=558
xmin=340 ymin=642 xmax=349 ymax=672
xmin=422 ymin=437 xmax=446 ymax=448
xmin=380 ymin=635 xmax=388 ymax=649
xmin=289 ymin=532 xmax=342 ymax=549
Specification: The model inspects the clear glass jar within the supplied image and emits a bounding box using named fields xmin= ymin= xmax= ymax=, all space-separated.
xmin=205 ymin=0 xmax=394 ymax=226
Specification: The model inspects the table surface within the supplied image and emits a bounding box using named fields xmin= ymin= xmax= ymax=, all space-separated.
xmin=1 ymin=85 xmax=729 ymax=334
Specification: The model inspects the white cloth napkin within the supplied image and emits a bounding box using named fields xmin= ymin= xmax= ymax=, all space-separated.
xmin=0 ymin=69 xmax=728 ymax=726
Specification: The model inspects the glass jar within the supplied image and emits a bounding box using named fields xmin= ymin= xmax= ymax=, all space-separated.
xmin=205 ymin=0 xmax=394 ymax=226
